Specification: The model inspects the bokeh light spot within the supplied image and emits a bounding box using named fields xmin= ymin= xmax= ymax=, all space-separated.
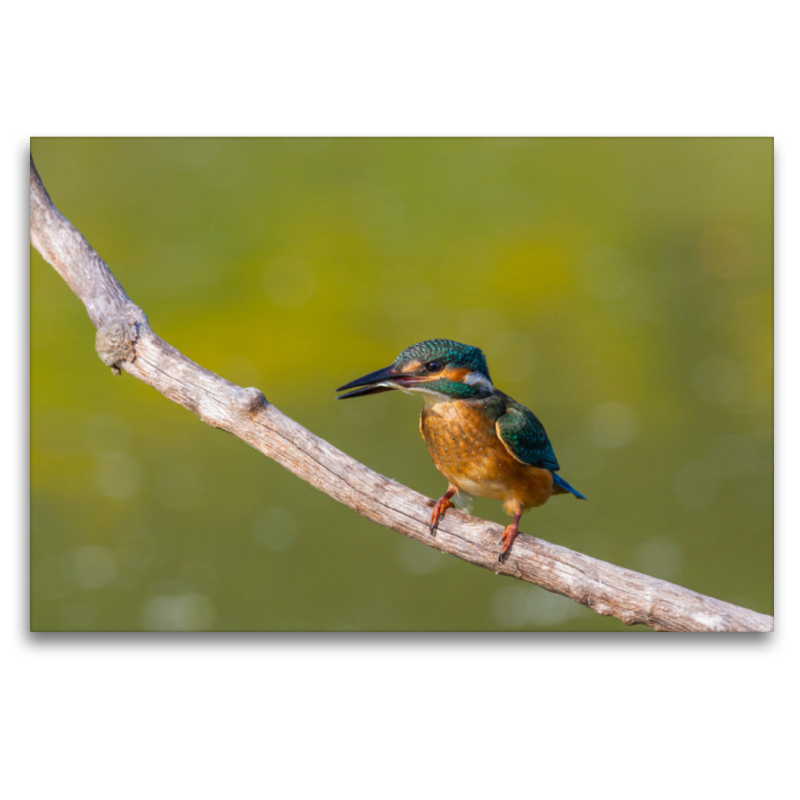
xmin=693 ymin=356 xmax=743 ymax=405
xmin=397 ymin=538 xmax=447 ymax=575
xmin=72 ymin=545 xmax=118 ymax=589
xmin=141 ymin=593 xmax=216 ymax=631
xmin=674 ymin=462 xmax=721 ymax=508
xmin=587 ymin=401 xmax=639 ymax=449
xmin=253 ymin=507 xmax=298 ymax=551
xmin=490 ymin=585 xmax=581 ymax=628
xmin=96 ymin=452 xmax=142 ymax=499
xmin=636 ymin=536 xmax=683 ymax=580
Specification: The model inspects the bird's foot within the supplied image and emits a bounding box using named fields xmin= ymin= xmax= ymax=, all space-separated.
xmin=429 ymin=487 xmax=457 ymax=535
xmin=498 ymin=513 xmax=522 ymax=563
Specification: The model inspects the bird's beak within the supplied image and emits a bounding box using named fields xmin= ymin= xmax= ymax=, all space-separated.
xmin=336 ymin=365 xmax=426 ymax=399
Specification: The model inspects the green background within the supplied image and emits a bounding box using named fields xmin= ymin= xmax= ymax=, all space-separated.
xmin=30 ymin=138 xmax=773 ymax=631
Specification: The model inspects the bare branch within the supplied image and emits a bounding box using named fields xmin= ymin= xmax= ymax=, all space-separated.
xmin=29 ymin=155 xmax=773 ymax=633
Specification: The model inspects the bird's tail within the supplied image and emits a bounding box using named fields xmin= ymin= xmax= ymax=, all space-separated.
xmin=552 ymin=473 xmax=587 ymax=500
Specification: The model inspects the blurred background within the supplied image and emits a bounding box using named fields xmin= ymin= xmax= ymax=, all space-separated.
xmin=30 ymin=138 xmax=773 ymax=631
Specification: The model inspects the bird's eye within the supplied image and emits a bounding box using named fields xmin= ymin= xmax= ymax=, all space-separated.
xmin=425 ymin=360 xmax=443 ymax=373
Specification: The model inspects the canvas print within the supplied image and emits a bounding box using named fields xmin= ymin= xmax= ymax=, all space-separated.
xmin=30 ymin=138 xmax=774 ymax=631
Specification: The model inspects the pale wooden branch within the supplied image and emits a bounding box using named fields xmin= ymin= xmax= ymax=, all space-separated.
xmin=29 ymin=155 xmax=773 ymax=633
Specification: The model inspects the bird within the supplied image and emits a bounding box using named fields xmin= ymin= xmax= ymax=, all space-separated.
xmin=336 ymin=339 xmax=585 ymax=562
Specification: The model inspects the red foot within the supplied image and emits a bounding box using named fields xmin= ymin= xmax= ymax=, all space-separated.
xmin=498 ymin=512 xmax=522 ymax=563
xmin=429 ymin=487 xmax=456 ymax=535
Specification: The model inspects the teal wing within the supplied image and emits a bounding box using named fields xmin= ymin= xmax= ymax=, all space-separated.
xmin=496 ymin=404 xmax=560 ymax=472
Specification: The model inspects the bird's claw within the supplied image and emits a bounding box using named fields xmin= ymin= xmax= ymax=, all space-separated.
xmin=428 ymin=489 xmax=456 ymax=536
xmin=428 ymin=499 xmax=453 ymax=536
xmin=498 ymin=514 xmax=522 ymax=563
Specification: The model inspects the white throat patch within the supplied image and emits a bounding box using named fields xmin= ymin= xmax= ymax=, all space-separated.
xmin=463 ymin=371 xmax=494 ymax=390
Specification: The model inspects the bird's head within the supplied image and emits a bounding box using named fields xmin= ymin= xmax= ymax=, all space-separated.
xmin=336 ymin=339 xmax=494 ymax=401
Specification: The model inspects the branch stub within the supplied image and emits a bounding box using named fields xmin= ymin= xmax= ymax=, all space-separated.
xmin=232 ymin=386 xmax=268 ymax=413
xmin=95 ymin=318 xmax=139 ymax=374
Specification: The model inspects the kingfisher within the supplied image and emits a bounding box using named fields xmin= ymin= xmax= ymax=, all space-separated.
xmin=336 ymin=339 xmax=586 ymax=562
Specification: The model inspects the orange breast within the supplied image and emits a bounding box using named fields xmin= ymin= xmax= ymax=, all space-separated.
xmin=420 ymin=400 xmax=554 ymax=513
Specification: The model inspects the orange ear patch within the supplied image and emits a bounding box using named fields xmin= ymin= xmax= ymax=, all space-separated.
xmin=400 ymin=360 xmax=423 ymax=374
xmin=442 ymin=367 xmax=470 ymax=383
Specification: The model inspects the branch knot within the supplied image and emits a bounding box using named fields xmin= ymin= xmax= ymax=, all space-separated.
xmin=95 ymin=318 xmax=139 ymax=374
xmin=232 ymin=386 xmax=268 ymax=413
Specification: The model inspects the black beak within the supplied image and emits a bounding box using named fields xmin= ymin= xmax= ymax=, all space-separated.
xmin=336 ymin=365 xmax=425 ymax=399
xmin=335 ymin=365 xmax=400 ymax=399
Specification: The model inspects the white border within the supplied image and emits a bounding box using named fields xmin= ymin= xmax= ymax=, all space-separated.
xmin=5 ymin=3 xmax=794 ymax=797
